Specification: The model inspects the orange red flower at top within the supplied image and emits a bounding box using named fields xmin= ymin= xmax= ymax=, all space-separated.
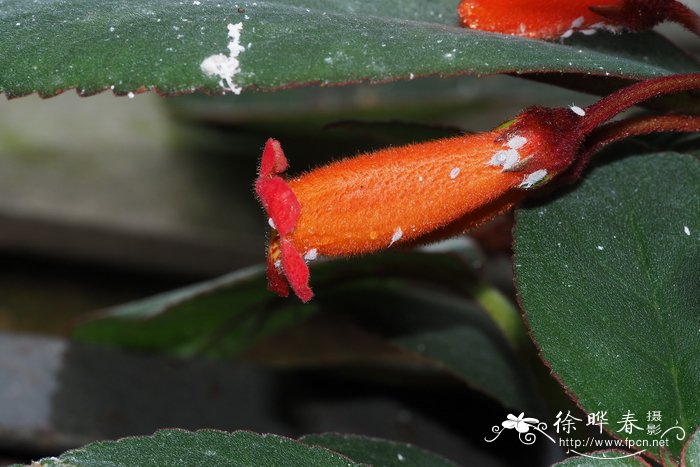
xmin=457 ymin=0 xmax=700 ymax=39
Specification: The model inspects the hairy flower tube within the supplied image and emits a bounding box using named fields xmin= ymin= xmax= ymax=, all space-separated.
xmin=256 ymin=107 xmax=582 ymax=302
xmin=256 ymin=74 xmax=700 ymax=302
xmin=457 ymin=0 xmax=700 ymax=39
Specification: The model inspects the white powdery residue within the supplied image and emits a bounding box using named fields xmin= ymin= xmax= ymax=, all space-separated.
xmin=274 ymin=259 xmax=281 ymax=269
xmin=571 ymin=16 xmax=585 ymax=28
xmin=389 ymin=227 xmax=403 ymax=246
xmin=684 ymin=226 xmax=691 ymax=236
xmin=561 ymin=29 xmax=574 ymax=39
xmin=397 ymin=453 xmax=405 ymax=462
xmin=200 ymin=22 xmax=245 ymax=94
xmin=193 ymin=0 xmax=201 ymax=3
xmin=268 ymin=217 xmax=276 ymax=229
xmin=519 ymin=169 xmax=548 ymax=189
xmin=488 ymin=149 xmax=519 ymax=171
xmin=597 ymin=245 xmax=605 ymax=251
xmin=304 ymin=248 xmax=318 ymax=261
xmin=570 ymin=105 xmax=586 ymax=116
xmin=449 ymin=167 xmax=461 ymax=179
xmin=506 ymin=135 xmax=527 ymax=150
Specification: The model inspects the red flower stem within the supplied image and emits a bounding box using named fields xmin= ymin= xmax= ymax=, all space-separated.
xmin=564 ymin=114 xmax=700 ymax=182
xmin=669 ymin=1 xmax=700 ymax=36
xmin=575 ymin=73 xmax=700 ymax=138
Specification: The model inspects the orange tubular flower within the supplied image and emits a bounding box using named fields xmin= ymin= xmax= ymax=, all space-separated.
xmin=256 ymin=74 xmax=700 ymax=303
xmin=457 ymin=0 xmax=700 ymax=39
xmin=255 ymin=108 xmax=580 ymax=302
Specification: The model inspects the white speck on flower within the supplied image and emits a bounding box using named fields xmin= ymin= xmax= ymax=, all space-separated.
xmin=397 ymin=453 xmax=405 ymax=462
xmin=389 ymin=227 xmax=403 ymax=246
xmin=268 ymin=217 xmax=276 ymax=229
xmin=450 ymin=167 xmax=461 ymax=179
xmin=507 ymin=135 xmax=527 ymax=150
xmin=127 ymin=92 xmax=135 ymax=99
xmin=581 ymin=29 xmax=597 ymax=35
xmin=274 ymin=259 xmax=281 ymax=269
xmin=200 ymin=22 xmax=246 ymax=94
xmin=519 ymin=23 xmax=526 ymax=35
xmin=519 ymin=169 xmax=548 ymax=189
xmin=597 ymin=245 xmax=605 ymax=251
xmin=684 ymin=226 xmax=691 ymax=236
xmin=561 ymin=29 xmax=574 ymax=39
xmin=571 ymin=16 xmax=585 ymax=28
xmin=304 ymin=248 xmax=318 ymax=261
xmin=570 ymin=105 xmax=586 ymax=116
xmin=488 ymin=149 xmax=519 ymax=171
xmin=418 ymin=176 xmax=423 ymax=182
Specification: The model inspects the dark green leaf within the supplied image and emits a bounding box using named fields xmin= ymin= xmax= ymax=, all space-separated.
xmin=553 ymin=450 xmax=649 ymax=466
xmin=320 ymin=280 xmax=541 ymax=412
xmin=684 ymin=427 xmax=700 ymax=466
xmin=514 ymin=154 xmax=700 ymax=457
xmin=20 ymin=429 xmax=362 ymax=467
xmin=73 ymin=248 xmax=484 ymax=358
xmin=300 ymin=433 xmax=457 ymax=467
xmin=1 ymin=0 xmax=697 ymax=98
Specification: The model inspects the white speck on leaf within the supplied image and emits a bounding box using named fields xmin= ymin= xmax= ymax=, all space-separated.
xmin=597 ymin=245 xmax=605 ymax=251
xmin=127 ymin=92 xmax=135 ymax=99
xmin=570 ymin=105 xmax=586 ymax=116
xmin=397 ymin=453 xmax=405 ymax=462
xmin=519 ymin=169 xmax=548 ymax=189
xmin=200 ymin=22 xmax=245 ymax=94
xmin=684 ymin=226 xmax=691 ymax=236
xmin=450 ymin=167 xmax=461 ymax=179
xmin=389 ymin=227 xmax=403 ymax=246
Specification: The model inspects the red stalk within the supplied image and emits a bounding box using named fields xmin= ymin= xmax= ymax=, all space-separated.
xmin=575 ymin=74 xmax=700 ymax=138
xmin=565 ymin=114 xmax=700 ymax=182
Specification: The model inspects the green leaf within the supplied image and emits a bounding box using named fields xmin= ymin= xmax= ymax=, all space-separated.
xmin=514 ymin=153 xmax=700 ymax=458
xmin=320 ymin=280 xmax=541 ymax=412
xmin=683 ymin=427 xmax=700 ymax=466
xmin=20 ymin=429 xmax=362 ymax=467
xmin=1 ymin=0 xmax=697 ymax=97
xmin=553 ymin=450 xmax=649 ymax=466
xmin=300 ymin=433 xmax=457 ymax=467
xmin=73 ymin=248 xmax=485 ymax=358
xmin=73 ymin=265 xmax=317 ymax=358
